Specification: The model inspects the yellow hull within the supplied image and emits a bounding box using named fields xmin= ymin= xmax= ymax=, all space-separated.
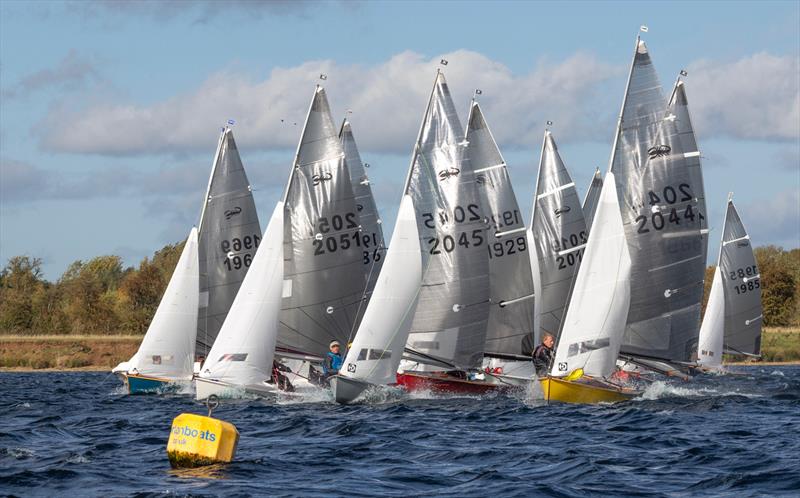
xmin=540 ymin=376 xmax=637 ymax=404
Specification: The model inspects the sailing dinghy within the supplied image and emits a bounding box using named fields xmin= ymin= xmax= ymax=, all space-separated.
xmin=332 ymin=70 xmax=492 ymax=402
xmin=696 ymin=197 xmax=762 ymax=369
xmin=113 ymin=228 xmax=199 ymax=393
xmin=541 ymin=34 xmax=706 ymax=402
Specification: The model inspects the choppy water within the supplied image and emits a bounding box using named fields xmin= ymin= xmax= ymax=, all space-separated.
xmin=1 ymin=367 xmax=799 ymax=497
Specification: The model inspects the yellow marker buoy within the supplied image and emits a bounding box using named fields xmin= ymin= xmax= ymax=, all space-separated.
xmin=167 ymin=395 xmax=239 ymax=468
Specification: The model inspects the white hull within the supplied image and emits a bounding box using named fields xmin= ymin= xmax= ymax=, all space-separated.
xmin=195 ymin=377 xmax=279 ymax=400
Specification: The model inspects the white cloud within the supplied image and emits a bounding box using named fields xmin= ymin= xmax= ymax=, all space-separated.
xmin=36 ymin=50 xmax=623 ymax=157
xmin=687 ymin=52 xmax=800 ymax=141
xmin=34 ymin=50 xmax=800 ymax=158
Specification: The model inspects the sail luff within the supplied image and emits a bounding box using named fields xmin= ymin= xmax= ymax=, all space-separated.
xmin=582 ymin=168 xmax=603 ymax=231
xmin=607 ymin=34 xmax=642 ymax=174
xmin=282 ymin=85 xmax=321 ymax=204
xmin=197 ymin=131 xmax=226 ymax=232
xmin=403 ymin=70 xmax=444 ymax=196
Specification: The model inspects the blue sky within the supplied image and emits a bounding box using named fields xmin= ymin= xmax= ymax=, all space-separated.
xmin=1 ymin=0 xmax=798 ymax=279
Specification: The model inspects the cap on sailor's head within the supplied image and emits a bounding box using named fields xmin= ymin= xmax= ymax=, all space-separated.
xmin=330 ymin=341 xmax=341 ymax=348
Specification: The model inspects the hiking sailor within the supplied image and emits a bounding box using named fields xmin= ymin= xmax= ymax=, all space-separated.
xmin=532 ymin=333 xmax=555 ymax=377
xmin=323 ymin=341 xmax=344 ymax=381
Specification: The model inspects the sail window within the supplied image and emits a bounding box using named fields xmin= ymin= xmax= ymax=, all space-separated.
xmin=567 ymin=338 xmax=611 ymax=357
xmin=219 ymin=353 xmax=248 ymax=362
xmin=412 ymin=341 xmax=440 ymax=350
xmin=368 ymin=349 xmax=391 ymax=360
xmin=357 ymin=349 xmax=369 ymax=361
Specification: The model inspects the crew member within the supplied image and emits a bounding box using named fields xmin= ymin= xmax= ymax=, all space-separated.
xmin=532 ymin=333 xmax=555 ymax=377
xmin=322 ymin=340 xmax=344 ymax=381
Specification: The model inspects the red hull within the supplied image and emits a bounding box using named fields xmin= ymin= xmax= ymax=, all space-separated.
xmin=395 ymin=371 xmax=509 ymax=395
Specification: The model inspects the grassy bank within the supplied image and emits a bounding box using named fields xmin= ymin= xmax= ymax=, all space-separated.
xmin=0 ymin=335 xmax=140 ymax=370
xmin=0 ymin=328 xmax=798 ymax=371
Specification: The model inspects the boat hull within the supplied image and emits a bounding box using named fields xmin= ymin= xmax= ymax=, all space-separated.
xmin=330 ymin=375 xmax=369 ymax=404
xmin=539 ymin=376 xmax=637 ymax=404
xmin=195 ymin=377 xmax=278 ymax=400
xmin=396 ymin=371 xmax=512 ymax=395
xmin=125 ymin=374 xmax=178 ymax=395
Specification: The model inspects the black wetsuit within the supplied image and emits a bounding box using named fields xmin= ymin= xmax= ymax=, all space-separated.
xmin=532 ymin=344 xmax=554 ymax=377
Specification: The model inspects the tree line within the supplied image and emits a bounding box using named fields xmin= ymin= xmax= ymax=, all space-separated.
xmin=1 ymin=243 xmax=798 ymax=335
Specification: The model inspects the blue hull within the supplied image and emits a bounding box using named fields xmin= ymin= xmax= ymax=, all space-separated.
xmin=126 ymin=375 xmax=179 ymax=395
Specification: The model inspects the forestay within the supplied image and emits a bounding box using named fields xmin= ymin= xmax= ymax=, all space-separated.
xmin=466 ymin=102 xmax=536 ymax=357
xmin=614 ymin=40 xmax=706 ymax=363
xmin=697 ymin=199 xmax=762 ymax=366
xmin=199 ymin=202 xmax=285 ymax=386
xmin=582 ymin=168 xmax=603 ymax=232
xmin=196 ymin=129 xmax=261 ymax=358
xmin=403 ymin=71 xmax=490 ymax=371
xmin=128 ymin=228 xmax=199 ymax=380
xmin=277 ymin=86 xmax=367 ymax=359
xmin=340 ymin=119 xmax=386 ymax=325
xmin=529 ymin=131 xmax=588 ymax=343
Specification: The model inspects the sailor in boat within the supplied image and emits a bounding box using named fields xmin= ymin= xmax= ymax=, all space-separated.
xmin=532 ymin=333 xmax=555 ymax=377
xmin=322 ymin=341 xmax=344 ymax=383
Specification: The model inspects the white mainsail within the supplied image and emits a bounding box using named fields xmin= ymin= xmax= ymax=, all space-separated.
xmin=697 ymin=198 xmax=762 ymax=367
xmin=118 ymin=227 xmax=199 ymax=380
xmin=197 ymin=202 xmax=284 ymax=392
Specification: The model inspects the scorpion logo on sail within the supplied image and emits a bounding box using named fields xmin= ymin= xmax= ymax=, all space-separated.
xmin=312 ymin=172 xmax=334 ymax=186
xmin=554 ymin=206 xmax=571 ymax=218
xmin=438 ymin=168 xmax=460 ymax=181
xmin=224 ymin=207 xmax=242 ymax=220
xmin=647 ymin=144 xmax=672 ymax=159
